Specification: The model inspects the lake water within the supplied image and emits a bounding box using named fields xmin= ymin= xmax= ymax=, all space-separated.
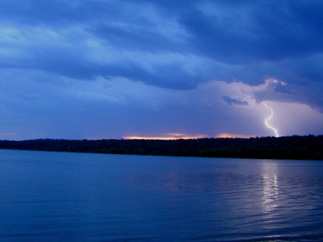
xmin=0 ymin=149 xmax=322 ymax=241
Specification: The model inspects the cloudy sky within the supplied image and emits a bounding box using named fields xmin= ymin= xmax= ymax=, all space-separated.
xmin=0 ymin=0 xmax=322 ymax=140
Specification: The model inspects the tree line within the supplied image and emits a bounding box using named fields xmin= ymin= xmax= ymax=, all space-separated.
xmin=0 ymin=135 xmax=322 ymax=160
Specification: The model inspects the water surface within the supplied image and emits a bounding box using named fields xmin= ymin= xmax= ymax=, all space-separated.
xmin=0 ymin=149 xmax=322 ymax=241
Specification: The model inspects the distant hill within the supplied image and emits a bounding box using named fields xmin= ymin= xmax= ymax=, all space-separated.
xmin=0 ymin=135 xmax=322 ymax=160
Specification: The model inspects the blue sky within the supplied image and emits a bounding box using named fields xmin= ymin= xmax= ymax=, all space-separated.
xmin=0 ymin=0 xmax=322 ymax=140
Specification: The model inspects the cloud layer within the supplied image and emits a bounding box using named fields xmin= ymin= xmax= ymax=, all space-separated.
xmin=0 ymin=0 xmax=322 ymax=139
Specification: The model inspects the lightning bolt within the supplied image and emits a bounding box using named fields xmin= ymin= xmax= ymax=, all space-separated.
xmin=262 ymin=102 xmax=279 ymax=137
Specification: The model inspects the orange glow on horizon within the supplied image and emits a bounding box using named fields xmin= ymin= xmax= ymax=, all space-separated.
xmin=124 ymin=135 xmax=206 ymax=140
xmin=216 ymin=133 xmax=253 ymax=139
xmin=124 ymin=133 xmax=253 ymax=140
xmin=166 ymin=133 xmax=187 ymax=137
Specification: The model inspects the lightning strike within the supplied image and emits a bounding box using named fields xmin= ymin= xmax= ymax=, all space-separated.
xmin=262 ymin=102 xmax=279 ymax=137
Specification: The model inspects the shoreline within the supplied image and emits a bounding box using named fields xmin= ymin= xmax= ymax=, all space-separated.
xmin=0 ymin=135 xmax=322 ymax=160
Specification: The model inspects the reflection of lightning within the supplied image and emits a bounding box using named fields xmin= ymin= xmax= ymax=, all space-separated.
xmin=262 ymin=102 xmax=279 ymax=137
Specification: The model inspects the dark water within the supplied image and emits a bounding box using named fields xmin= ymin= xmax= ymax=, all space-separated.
xmin=0 ymin=150 xmax=322 ymax=242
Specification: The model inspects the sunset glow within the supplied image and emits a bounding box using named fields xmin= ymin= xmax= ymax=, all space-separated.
xmin=124 ymin=135 xmax=206 ymax=140
xmin=217 ymin=133 xmax=253 ymax=139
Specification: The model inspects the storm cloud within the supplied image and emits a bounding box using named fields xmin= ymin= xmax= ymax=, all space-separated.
xmin=0 ymin=0 xmax=322 ymax=139
xmin=222 ymin=96 xmax=248 ymax=106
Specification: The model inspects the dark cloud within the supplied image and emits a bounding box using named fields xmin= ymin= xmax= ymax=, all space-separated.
xmin=253 ymin=79 xmax=323 ymax=113
xmin=221 ymin=96 xmax=248 ymax=106
xmin=0 ymin=0 xmax=321 ymax=91
xmin=181 ymin=1 xmax=323 ymax=63
xmin=93 ymin=23 xmax=184 ymax=53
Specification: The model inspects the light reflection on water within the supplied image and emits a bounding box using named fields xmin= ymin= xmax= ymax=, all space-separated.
xmin=262 ymin=161 xmax=279 ymax=213
xmin=0 ymin=150 xmax=322 ymax=241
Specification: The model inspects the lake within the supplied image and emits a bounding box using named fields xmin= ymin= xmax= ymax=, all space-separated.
xmin=0 ymin=149 xmax=322 ymax=241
